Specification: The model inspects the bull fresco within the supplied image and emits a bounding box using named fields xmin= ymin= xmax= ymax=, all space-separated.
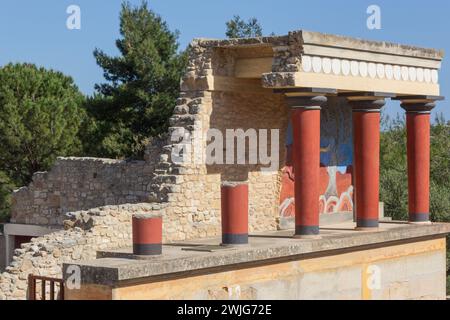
xmin=280 ymin=97 xmax=354 ymax=218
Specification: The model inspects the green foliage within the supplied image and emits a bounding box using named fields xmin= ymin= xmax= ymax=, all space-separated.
xmin=380 ymin=113 xmax=450 ymax=222
xmin=225 ymin=15 xmax=263 ymax=38
xmin=380 ymin=114 xmax=408 ymax=220
xmin=429 ymin=115 xmax=450 ymax=222
xmin=447 ymin=275 xmax=450 ymax=296
xmin=380 ymin=112 xmax=450 ymax=294
xmin=0 ymin=63 xmax=84 ymax=186
xmin=85 ymin=1 xmax=187 ymax=158
xmin=0 ymin=171 xmax=14 ymax=222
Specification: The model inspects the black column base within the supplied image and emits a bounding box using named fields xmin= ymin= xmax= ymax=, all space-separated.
xmin=222 ymin=233 xmax=248 ymax=245
xmin=133 ymin=243 xmax=162 ymax=256
xmin=409 ymin=213 xmax=430 ymax=223
xmin=295 ymin=225 xmax=320 ymax=236
xmin=356 ymin=218 xmax=379 ymax=229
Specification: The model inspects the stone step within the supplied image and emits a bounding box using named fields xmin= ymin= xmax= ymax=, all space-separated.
xmin=169 ymin=115 xmax=197 ymax=127
xmin=154 ymin=174 xmax=183 ymax=184
xmin=154 ymin=169 xmax=168 ymax=175
xmin=173 ymin=105 xmax=189 ymax=115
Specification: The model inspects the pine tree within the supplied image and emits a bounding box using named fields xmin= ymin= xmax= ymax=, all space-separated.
xmin=225 ymin=15 xmax=263 ymax=39
xmin=0 ymin=63 xmax=84 ymax=186
xmin=86 ymin=1 xmax=187 ymax=158
xmin=0 ymin=171 xmax=13 ymax=222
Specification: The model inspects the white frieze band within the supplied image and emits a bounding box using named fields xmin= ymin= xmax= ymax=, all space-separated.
xmin=301 ymin=55 xmax=439 ymax=84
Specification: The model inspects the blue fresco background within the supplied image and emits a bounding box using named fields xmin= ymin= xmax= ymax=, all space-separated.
xmin=286 ymin=97 xmax=353 ymax=173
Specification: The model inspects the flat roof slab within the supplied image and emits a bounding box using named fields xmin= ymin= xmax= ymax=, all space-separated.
xmin=64 ymin=222 xmax=450 ymax=286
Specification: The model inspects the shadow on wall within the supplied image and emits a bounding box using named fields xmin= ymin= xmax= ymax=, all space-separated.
xmin=205 ymin=90 xmax=289 ymax=232
xmin=206 ymin=91 xmax=288 ymax=182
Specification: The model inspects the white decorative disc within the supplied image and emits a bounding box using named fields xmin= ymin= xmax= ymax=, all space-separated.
xmin=368 ymin=63 xmax=377 ymax=78
xmin=312 ymin=56 xmax=322 ymax=73
xmin=341 ymin=60 xmax=350 ymax=76
xmin=431 ymin=70 xmax=439 ymax=84
xmin=409 ymin=67 xmax=417 ymax=82
xmin=424 ymin=69 xmax=432 ymax=83
xmin=322 ymin=58 xmax=332 ymax=74
xmin=401 ymin=66 xmax=409 ymax=81
xmin=393 ymin=66 xmax=401 ymax=81
xmin=350 ymin=61 xmax=359 ymax=76
xmin=302 ymin=56 xmax=312 ymax=73
xmin=416 ymin=68 xmax=424 ymax=82
xmin=332 ymin=59 xmax=341 ymax=75
xmin=385 ymin=65 xmax=393 ymax=80
xmin=376 ymin=64 xmax=385 ymax=79
xmin=359 ymin=61 xmax=368 ymax=77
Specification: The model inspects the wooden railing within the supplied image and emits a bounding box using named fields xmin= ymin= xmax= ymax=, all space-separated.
xmin=28 ymin=274 xmax=65 ymax=300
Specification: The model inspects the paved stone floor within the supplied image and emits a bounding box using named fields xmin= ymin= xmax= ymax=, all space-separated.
xmin=68 ymin=221 xmax=450 ymax=285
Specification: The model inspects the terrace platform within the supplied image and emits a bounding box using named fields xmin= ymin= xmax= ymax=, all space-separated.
xmin=64 ymin=221 xmax=450 ymax=300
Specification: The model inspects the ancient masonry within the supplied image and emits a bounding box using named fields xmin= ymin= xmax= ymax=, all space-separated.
xmin=1 ymin=30 xmax=447 ymax=300
xmin=0 ymin=37 xmax=283 ymax=300
xmin=0 ymin=204 xmax=154 ymax=300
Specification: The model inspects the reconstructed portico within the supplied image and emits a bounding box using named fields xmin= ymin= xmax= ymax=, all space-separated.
xmin=258 ymin=31 xmax=445 ymax=237
xmin=57 ymin=31 xmax=449 ymax=301
xmin=2 ymin=30 xmax=448 ymax=301
xmin=179 ymin=29 xmax=446 ymax=238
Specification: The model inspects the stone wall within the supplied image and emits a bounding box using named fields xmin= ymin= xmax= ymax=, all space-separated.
xmin=7 ymin=38 xmax=349 ymax=244
xmin=161 ymin=91 xmax=222 ymax=240
xmin=207 ymin=91 xmax=287 ymax=232
xmin=10 ymin=143 xmax=164 ymax=226
xmin=0 ymin=203 xmax=161 ymax=300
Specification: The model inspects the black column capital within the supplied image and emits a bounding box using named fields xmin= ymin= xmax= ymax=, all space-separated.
xmin=393 ymin=95 xmax=444 ymax=114
xmin=285 ymin=95 xmax=328 ymax=110
xmin=349 ymin=99 xmax=386 ymax=113
xmin=401 ymin=102 xmax=436 ymax=114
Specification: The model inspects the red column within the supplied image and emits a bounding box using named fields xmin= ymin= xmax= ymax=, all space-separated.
xmin=132 ymin=213 xmax=162 ymax=255
xmin=287 ymin=96 xmax=327 ymax=238
xmin=351 ymin=99 xmax=385 ymax=230
xmin=401 ymin=102 xmax=435 ymax=223
xmin=221 ymin=182 xmax=249 ymax=245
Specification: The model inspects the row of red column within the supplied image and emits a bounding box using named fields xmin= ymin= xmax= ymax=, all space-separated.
xmin=286 ymin=93 xmax=442 ymax=238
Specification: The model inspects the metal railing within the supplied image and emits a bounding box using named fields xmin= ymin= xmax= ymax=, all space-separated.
xmin=28 ymin=274 xmax=65 ymax=300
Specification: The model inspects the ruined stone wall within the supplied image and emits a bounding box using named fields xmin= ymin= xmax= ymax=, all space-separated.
xmin=162 ymin=40 xmax=289 ymax=236
xmin=162 ymin=90 xmax=222 ymax=241
xmin=6 ymin=39 xmax=288 ymax=259
xmin=0 ymin=36 xmax=359 ymax=300
xmin=6 ymin=41 xmax=225 ymax=245
xmin=0 ymin=203 xmax=162 ymax=300
xmin=8 ymin=39 xmax=287 ymax=239
xmin=10 ymin=137 xmax=166 ymax=226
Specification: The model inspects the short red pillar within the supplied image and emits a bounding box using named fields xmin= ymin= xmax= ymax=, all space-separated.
xmin=401 ymin=102 xmax=435 ymax=223
xmin=221 ymin=182 xmax=249 ymax=245
xmin=288 ymin=96 xmax=327 ymax=237
xmin=351 ymin=99 xmax=385 ymax=229
xmin=132 ymin=213 xmax=162 ymax=255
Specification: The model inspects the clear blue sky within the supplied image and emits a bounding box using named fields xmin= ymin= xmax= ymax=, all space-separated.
xmin=0 ymin=0 xmax=449 ymax=119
